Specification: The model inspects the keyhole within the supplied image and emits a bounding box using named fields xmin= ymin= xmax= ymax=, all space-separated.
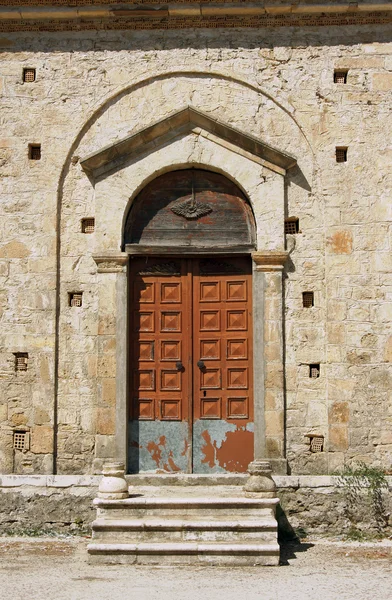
xmin=203 ymin=390 xmax=206 ymax=397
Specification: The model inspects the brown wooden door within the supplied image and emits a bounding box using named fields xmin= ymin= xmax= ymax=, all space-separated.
xmin=128 ymin=256 xmax=253 ymax=474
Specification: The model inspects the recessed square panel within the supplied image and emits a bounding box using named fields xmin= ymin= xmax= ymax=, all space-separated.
xmin=200 ymin=398 xmax=222 ymax=419
xmin=161 ymin=369 xmax=181 ymax=391
xmin=200 ymin=340 xmax=220 ymax=360
xmin=138 ymin=341 xmax=154 ymax=361
xmin=160 ymin=399 xmax=181 ymax=421
xmin=227 ymin=310 xmax=247 ymax=331
xmin=161 ymin=282 xmax=181 ymax=304
xmin=137 ymin=399 xmax=154 ymax=420
xmin=134 ymin=369 xmax=155 ymax=390
xmin=200 ymin=311 xmax=220 ymax=331
xmin=161 ymin=340 xmax=181 ymax=361
xmin=135 ymin=311 xmax=154 ymax=332
xmin=161 ymin=312 xmax=181 ymax=332
xmin=201 ymin=368 xmax=221 ymax=389
xmin=134 ymin=281 xmax=154 ymax=303
xmin=227 ymin=339 xmax=247 ymax=360
xmin=227 ymin=397 xmax=249 ymax=419
xmin=227 ymin=280 xmax=247 ymax=301
xmin=200 ymin=281 xmax=220 ymax=302
xmin=228 ymin=368 xmax=248 ymax=389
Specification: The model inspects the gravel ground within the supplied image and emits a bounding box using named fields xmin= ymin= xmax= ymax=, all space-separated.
xmin=0 ymin=536 xmax=391 ymax=600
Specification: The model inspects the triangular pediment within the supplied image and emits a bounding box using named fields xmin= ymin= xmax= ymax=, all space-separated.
xmin=80 ymin=106 xmax=297 ymax=177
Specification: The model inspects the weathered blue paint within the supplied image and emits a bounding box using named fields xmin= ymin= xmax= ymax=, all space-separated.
xmin=128 ymin=420 xmax=189 ymax=473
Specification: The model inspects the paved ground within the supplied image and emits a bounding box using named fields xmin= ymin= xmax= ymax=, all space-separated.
xmin=0 ymin=536 xmax=391 ymax=600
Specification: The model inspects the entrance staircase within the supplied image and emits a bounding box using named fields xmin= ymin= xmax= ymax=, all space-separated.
xmin=87 ymin=477 xmax=280 ymax=566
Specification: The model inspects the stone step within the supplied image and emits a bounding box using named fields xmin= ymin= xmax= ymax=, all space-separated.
xmin=87 ymin=541 xmax=280 ymax=566
xmin=94 ymin=496 xmax=279 ymax=520
xmin=91 ymin=517 xmax=277 ymax=543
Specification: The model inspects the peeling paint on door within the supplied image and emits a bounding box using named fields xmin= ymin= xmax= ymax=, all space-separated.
xmin=193 ymin=420 xmax=254 ymax=473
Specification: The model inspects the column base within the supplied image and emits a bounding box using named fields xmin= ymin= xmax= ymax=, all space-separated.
xmin=244 ymin=460 xmax=277 ymax=498
xmin=98 ymin=461 xmax=129 ymax=500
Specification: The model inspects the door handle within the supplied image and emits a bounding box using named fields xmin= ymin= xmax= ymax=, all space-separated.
xmin=197 ymin=360 xmax=205 ymax=370
xmin=176 ymin=361 xmax=184 ymax=371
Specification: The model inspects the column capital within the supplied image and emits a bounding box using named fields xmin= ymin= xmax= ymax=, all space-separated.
xmin=93 ymin=252 xmax=128 ymax=273
xmin=252 ymin=250 xmax=289 ymax=272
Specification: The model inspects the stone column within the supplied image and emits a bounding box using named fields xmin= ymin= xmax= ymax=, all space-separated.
xmin=244 ymin=251 xmax=288 ymax=495
xmin=93 ymin=253 xmax=128 ymax=472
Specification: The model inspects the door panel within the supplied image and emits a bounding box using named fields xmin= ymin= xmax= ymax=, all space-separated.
xmin=128 ymin=256 xmax=253 ymax=474
xmin=192 ymin=258 xmax=254 ymax=473
xmin=128 ymin=258 xmax=191 ymax=473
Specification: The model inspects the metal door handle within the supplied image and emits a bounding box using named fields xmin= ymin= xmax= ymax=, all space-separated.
xmin=197 ymin=360 xmax=205 ymax=370
xmin=176 ymin=361 xmax=184 ymax=371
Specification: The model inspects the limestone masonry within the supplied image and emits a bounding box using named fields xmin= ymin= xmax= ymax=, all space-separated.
xmin=0 ymin=1 xmax=392 ymax=477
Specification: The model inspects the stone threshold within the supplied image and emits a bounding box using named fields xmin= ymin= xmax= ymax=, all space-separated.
xmin=1 ymin=474 xmax=391 ymax=489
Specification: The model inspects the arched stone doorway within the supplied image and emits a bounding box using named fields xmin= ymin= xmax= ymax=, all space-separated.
xmin=126 ymin=169 xmax=256 ymax=473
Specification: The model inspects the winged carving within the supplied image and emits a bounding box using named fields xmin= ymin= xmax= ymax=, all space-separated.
xmin=171 ymin=197 xmax=212 ymax=220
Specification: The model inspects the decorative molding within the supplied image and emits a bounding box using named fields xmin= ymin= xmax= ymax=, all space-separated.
xmin=138 ymin=262 xmax=180 ymax=276
xmin=200 ymin=259 xmax=244 ymax=275
xmin=171 ymin=197 xmax=212 ymax=220
xmin=1 ymin=8 xmax=391 ymax=32
xmin=93 ymin=253 xmax=128 ymax=273
xmin=252 ymin=251 xmax=289 ymax=272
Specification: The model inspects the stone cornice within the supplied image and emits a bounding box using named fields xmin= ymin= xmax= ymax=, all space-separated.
xmin=93 ymin=253 xmax=128 ymax=273
xmin=252 ymin=250 xmax=289 ymax=272
xmin=0 ymin=3 xmax=392 ymax=31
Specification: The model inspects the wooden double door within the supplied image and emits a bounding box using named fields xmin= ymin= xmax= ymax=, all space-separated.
xmin=128 ymin=256 xmax=254 ymax=473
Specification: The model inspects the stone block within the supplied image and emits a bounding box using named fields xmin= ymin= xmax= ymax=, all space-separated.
xmin=329 ymin=425 xmax=349 ymax=452
xmin=31 ymin=425 xmax=53 ymax=454
xmin=95 ymin=434 xmax=115 ymax=459
xmin=372 ymin=73 xmax=392 ymax=91
xmin=96 ymin=407 xmax=115 ymax=435
xmin=101 ymin=378 xmax=116 ymax=405
xmin=328 ymin=402 xmax=349 ymax=424
xmin=327 ymin=230 xmax=353 ymax=254
xmin=265 ymin=411 xmax=284 ymax=436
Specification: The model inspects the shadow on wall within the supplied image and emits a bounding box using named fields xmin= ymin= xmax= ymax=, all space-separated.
xmin=1 ymin=24 xmax=392 ymax=53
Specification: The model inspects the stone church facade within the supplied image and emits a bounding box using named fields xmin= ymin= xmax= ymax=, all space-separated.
xmin=1 ymin=1 xmax=392 ymax=479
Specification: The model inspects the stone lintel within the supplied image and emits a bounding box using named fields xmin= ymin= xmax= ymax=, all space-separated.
xmin=93 ymin=253 xmax=128 ymax=273
xmin=252 ymin=251 xmax=289 ymax=272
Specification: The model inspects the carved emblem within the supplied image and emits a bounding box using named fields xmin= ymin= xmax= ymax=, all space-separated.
xmin=171 ymin=182 xmax=212 ymax=220
xmin=171 ymin=198 xmax=212 ymax=220
xmin=138 ymin=262 xmax=180 ymax=276
xmin=200 ymin=260 xmax=245 ymax=275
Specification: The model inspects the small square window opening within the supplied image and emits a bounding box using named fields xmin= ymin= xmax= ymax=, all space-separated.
xmin=14 ymin=352 xmax=28 ymax=372
xmin=284 ymin=218 xmax=299 ymax=235
xmin=310 ymin=435 xmax=324 ymax=453
xmin=23 ymin=68 xmax=36 ymax=83
xmin=309 ymin=364 xmax=320 ymax=378
xmin=29 ymin=144 xmax=41 ymax=160
xmin=69 ymin=292 xmax=83 ymax=307
xmin=81 ymin=218 xmax=95 ymax=233
xmin=334 ymin=70 xmax=348 ymax=84
xmin=302 ymin=292 xmax=314 ymax=308
xmin=336 ymin=147 xmax=347 ymax=163
xmin=13 ymin=431 xmax=29 ymax=450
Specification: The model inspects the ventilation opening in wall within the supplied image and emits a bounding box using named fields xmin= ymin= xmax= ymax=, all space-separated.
xmin=284 ymin=217 xmax=299 ymax=235
xmin=13 ymin=430 xmax=29 ymax=451
xmin=305 ymin=434 xmax=324 ymax=453
xmin=336 ymin=147 xmax=347 ymax=163
xmin=302 ymin=292 xmax=314 ymax=308
xmin=309 ymin=364 xmax=320 ymax=378
xmin=334 ymin=70 xmax=348 ymax=84
xmin=23 ymin=68 xmax=36 ymax=83
xmin=81 ymin=218 xmax=95 ymax=233
xmin=28 ymin=144 xmax=41 ymax=160
xmin=69 ymin=292 xmax=83 ymax=307
xmin=14 ymin=352 xmax=28 ymax=372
